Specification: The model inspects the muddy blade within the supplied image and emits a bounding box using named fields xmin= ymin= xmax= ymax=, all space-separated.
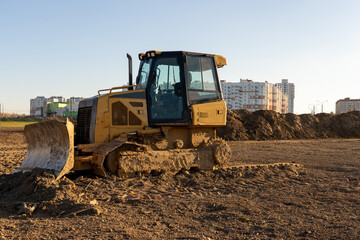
xmin=14 ymin=119 xmax=74 ymax=179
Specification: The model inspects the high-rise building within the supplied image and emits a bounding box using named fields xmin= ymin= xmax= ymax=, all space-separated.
xmin=336 ymin=98 xmax=360 ymax=114
xmin=221 ymin=79 xmax=288 ymax=114
xmin=30 ymin=96 xmax=46 ymax=116
xmin=275 ymin=79 xmax=295 ymax=113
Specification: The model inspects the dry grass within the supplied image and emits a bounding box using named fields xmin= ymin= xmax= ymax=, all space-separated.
xmin=0 ymin=121 xmax=37 ymax=128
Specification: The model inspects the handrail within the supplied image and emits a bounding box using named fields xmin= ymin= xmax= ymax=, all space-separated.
xmin=98 ymin=85 xmax=142 ymax=96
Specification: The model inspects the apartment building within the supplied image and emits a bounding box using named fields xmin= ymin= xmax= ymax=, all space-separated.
xmin=30 ymin=96 xmax=46 ymax=117
xmin=336 ymin=98 xmax=360 ymax=114
xmin=221 ymin=79 xmax=288 ymax=114
xmin=275 ymin=79 xmax=295 ymax=113
xmin=66 ymin=97 xmax=82 ymax=112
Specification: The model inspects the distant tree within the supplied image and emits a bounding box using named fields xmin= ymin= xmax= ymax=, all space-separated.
xmin=0 ymin=112 xmax=29 ymax=118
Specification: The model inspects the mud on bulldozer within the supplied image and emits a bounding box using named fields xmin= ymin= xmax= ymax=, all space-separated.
xmin=15 ymin=50 xmax=231 ymax=179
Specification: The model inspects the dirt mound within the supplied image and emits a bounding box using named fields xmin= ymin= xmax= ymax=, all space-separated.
xmin=0 ymin=169 xmax=100 ymax=217
xmin=217 ymin=110 xmax=360 ymax=140
xmin=0 ymin=164 xmax=303 ymax=218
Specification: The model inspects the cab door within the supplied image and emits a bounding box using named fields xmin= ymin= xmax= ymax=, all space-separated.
xmin=147 ymin=55 xmax=189 ymax=125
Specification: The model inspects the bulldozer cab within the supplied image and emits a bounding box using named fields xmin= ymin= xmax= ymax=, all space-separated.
xmin=137 ymin=51 xmax=224 ymax=126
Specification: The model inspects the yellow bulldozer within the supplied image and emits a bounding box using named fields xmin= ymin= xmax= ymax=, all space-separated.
xmin=15 ymin=50 xmax=231 ymax=179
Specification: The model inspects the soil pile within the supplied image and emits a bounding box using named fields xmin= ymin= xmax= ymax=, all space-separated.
xmin=217 ymin=110 xmax=360 ymax=140
xmin=0 ymin=169 xmax=101 ymax=217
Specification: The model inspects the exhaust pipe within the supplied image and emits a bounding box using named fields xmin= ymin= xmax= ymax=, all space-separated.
xmin=127 ymin=53 xmax=133 ymax=90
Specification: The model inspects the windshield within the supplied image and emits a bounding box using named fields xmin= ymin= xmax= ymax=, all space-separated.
xmin=136 ymin=59 xmax=152 ymax=90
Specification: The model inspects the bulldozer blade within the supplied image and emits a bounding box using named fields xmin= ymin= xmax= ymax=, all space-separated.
xmin=14 ymin=119 xmax=75 ymax=180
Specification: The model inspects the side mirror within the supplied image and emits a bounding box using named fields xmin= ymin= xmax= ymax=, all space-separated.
xmin=174 ymin=83 xmax=182 ymax=97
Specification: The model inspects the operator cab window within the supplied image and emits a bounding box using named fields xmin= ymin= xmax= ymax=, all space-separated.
xmin=186 ymin=56 xmax=221 ymax=103
xmin=136 ymin=58 xmax=152 ymax=89
xmin=147 ymin=56 xmax=184 ymax=121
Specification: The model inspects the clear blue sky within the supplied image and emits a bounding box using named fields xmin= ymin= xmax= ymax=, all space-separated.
xmin=1 ymin=0 xmax=360 ymax=114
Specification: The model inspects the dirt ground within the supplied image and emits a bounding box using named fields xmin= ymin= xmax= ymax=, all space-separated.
xmin=0 ymin=127 xmax=359 ymax=239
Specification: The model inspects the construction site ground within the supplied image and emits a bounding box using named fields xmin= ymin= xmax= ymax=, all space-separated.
xmin=0 ymin=127 xmax=359 ymax=239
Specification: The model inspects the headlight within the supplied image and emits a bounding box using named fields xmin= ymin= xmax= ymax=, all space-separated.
xmin=138 ymin=53 xmax=145 ymax=60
